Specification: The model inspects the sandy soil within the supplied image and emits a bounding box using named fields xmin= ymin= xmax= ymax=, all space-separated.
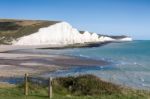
xmin=0 ymin=52 xmax=109 ymax=77
xmin=0 ymin=45 xmax=63 ymax=52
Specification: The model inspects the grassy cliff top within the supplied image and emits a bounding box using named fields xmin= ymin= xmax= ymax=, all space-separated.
xmin=0 ymin=19 xmax=60 ymax=44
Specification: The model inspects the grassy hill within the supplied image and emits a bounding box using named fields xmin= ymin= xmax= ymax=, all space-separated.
xmin=0 ymin=19 xmax=59 ymax=44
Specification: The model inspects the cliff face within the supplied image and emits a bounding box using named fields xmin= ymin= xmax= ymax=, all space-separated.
xmin=0 ymin=19 xmax=59 ymax=44
xmin=14 ymin=22 xmax=101 ymax=45
xmin=0 ymin=19 xmax=132 ymax=46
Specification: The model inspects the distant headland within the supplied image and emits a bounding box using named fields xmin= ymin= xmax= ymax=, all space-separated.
xmin=0 ymin=19 xmax=132 ymax=49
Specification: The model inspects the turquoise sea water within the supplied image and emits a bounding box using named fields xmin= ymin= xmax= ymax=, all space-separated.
xmin=43 ymin=40 xmax=150 ymax=90
xmin=4 ymin=40 xmax=150 ymax=90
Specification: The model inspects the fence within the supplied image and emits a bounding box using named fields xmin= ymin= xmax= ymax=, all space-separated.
xmin=0 ymin=73 xmax=150 ymax=99
xmin=24 ymin=73 xmax=53 ymax=98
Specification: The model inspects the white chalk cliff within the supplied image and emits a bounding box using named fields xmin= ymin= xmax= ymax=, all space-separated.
xmin=13 ymin=21 xmax=132 ymax=46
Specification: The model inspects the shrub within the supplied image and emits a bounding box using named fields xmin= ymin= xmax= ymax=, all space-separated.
xmin=53 ymin=74 xmax=122 ymax=96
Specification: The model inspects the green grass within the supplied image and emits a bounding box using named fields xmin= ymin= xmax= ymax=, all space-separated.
xmin=0 ymin=75 xmax=150 ymax=99
xmin=0 ymin=19 xmax=59 ymax=44
xmin=0 ymin=87 xmax=149 ymax=99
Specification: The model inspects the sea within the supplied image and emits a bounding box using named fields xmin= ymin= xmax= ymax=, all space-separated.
xmin=37 ymin=40 xmax=150 ymax=90
xmin=2 ymin=40 xmax=150 ymax=90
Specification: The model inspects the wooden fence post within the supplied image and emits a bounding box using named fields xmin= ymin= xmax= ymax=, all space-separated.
xmin=48 ymin=77 xmax=53 ymax=99
xmin=24 ymin=73 xmax=28 ymax=96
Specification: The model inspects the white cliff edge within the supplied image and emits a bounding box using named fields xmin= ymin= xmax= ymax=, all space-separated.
xmin=13 ymin=21 xmax=132 ymax=46
xmin=117 ymin=37 xmax=133 ymax=42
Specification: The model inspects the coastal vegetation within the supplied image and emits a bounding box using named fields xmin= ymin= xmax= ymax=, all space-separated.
xmin=0 ymin=74 xmax=149 ymax=99
xmin=0 ymin=19 xmax=58 ymax=44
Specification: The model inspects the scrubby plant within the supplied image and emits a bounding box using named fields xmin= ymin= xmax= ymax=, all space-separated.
xmin=53 ymin=74 xmax=123 ymax=96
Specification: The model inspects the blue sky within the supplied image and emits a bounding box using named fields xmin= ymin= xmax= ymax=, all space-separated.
xmin=0 ymin=0 xmax=150 ymax=40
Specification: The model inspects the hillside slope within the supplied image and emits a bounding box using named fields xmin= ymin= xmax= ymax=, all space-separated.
xmin=0 ymin=19 xmax=59 ymax=44
xmin=0 ymin=19 xmax=132 ymax=46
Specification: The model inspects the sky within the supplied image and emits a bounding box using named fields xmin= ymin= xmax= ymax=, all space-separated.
xmin=0 ymin=0 xmax=150 ymax=40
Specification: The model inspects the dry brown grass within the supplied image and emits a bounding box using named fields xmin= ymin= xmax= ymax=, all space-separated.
xmin=0 ymin=82 xmax=16 ymax=88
